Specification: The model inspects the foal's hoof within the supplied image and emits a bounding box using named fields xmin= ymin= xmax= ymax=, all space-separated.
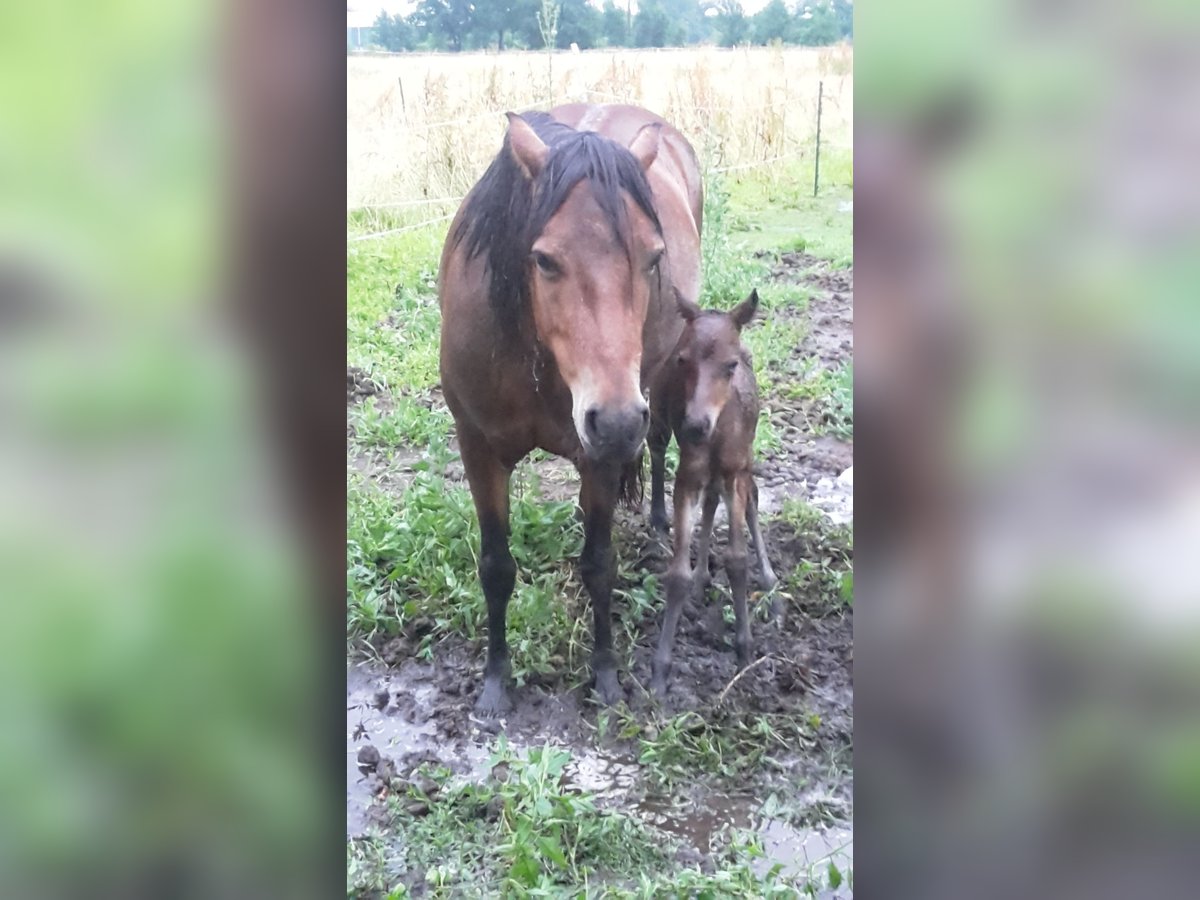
xmin=649 ymin=660 xmax=670 ymax=698
xmin=593 ymin=667 xmax=623 ymax=706
xmin=760 ymin=568 xmax=779 ymax=592
xmin=650 ymin=508 xmax=670 ymax=534
xmin=475 ymin=678 xmax=512 ymax=717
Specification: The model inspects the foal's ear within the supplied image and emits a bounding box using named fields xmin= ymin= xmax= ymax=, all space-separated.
xmin=629 ymin=123 xmax=662 ymax=171
xmin=506 ymin=112 xmax=548 ymax=179
xmin=674 ymin=287 xmax=702 ymax=322
xmin=731 ymin=289 xmax=760 ymax=329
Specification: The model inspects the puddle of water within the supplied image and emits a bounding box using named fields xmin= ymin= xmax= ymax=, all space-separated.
xmin=638 ymin=791 xmax=852 ymax=893
xmin=564 ymin=752 xmax=641 ymax=802
xmin=346 ymin=662 xmax=450 ymax=836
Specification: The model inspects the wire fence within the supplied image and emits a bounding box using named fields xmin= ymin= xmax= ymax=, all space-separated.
xmin=348 ymin=49 xmax=852 ymax=240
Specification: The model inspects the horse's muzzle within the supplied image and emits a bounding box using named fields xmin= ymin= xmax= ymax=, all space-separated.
xmin=582 ymin=401 xmax=651 ymax=462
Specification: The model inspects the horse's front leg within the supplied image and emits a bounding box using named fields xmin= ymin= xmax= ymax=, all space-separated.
xmin=579 ymin=460 xmax=624 ymax=705
xmin=459 ymin=429 xmax=516 ymax=716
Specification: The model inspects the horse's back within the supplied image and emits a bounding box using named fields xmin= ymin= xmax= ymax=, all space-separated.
xmin=550 ymin=104 xmax=704 ymax=235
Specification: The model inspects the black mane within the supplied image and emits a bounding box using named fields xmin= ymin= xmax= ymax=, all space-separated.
xmin=450 ymin=112 xmax=662 ymax=333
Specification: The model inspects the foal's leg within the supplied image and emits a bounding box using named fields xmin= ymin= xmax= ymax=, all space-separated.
xmin=648 ymin=400 xmax=671 ymax=533
xmin=459 ymin=432 xmax=516 ymax=716
xmin=723 ymin=471 xmax=753 ymax=669
xmin=650 ymin=470 xmax=700 ymax=697
xmin=692 ymin=484 xmax=720 ymax=599
xmin=579 ymin=460 xmax=625 ymax=705
xmin=747 ymin=478 xmax=778 ymax=590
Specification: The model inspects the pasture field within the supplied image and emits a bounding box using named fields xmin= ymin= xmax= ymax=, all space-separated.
xmin=347 ymin=47 xmax=853 ymax=898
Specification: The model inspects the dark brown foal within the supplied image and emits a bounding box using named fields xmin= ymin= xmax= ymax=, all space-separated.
xmin=648 ymin=289 xmax=778 ymax=696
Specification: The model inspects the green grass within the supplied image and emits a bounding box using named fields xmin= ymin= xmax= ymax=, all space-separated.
xmin=782 ymin=360 xmax=854 ymax=440
xmin=724 ymin=149 xmax=854 ymax=266
xmin=776 ymin=498 xmax=854 ymax=613
xmin=349 ymin=396 xmax=453 ymax=454
xmin=347 ymin=741 xmax=813 ymax=898
xmin=347 ymin=229 xmax=446 ymax=393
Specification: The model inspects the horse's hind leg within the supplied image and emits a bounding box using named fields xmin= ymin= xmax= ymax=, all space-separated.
xmin=459 ymin=430 xmax=516 ymax=716
xmin=651 ymin=472 xmax=700 ymax=697
xmin=579 ymin=460 xmax=625 ymax=706
xmin=747 ymin=478 xmax=778 ymax=590
xmin=723 ymin=471 xmax=753 ymax=670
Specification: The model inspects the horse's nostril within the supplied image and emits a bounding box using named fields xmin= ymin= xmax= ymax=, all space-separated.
xmin=639 ymin=406 xmax=650 ymax=427
xmin=585 ymin=407 xmax=600 ymax=439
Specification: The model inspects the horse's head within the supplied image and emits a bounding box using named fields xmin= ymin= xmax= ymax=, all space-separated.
xmin=673 ymin=289 xmax=759 ymax=446
xmin=506 ymin=113 xmax=665 ymax=464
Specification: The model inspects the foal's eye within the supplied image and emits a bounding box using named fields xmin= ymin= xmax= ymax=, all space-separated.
xmin=724 ymin=360 xmax=739 ymax=377
xmin=532 ymin=251 xmax=560 ymax=277
xmin=676 ymin=354 xmax=687 ymax=366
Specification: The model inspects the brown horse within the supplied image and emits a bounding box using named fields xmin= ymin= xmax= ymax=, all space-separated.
xmin=648 ymin=289 xmax=778 ymax=696
xmin=438 ymin=105 xmax=703 ymax=714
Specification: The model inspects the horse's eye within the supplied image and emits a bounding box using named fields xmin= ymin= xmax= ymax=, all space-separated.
xmin=647 ymin=251 xmax=664 ymax=274
xmin=725 ymin=360 xmax=738 ymax=377
xmin=532 ymin=252 xmax=560 ymax=277
xmin=676 ymin=354 xmax=687 ymax=366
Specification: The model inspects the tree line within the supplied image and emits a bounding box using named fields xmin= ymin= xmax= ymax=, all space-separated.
xmin=365 ymin=0 xmax=852 ymax=53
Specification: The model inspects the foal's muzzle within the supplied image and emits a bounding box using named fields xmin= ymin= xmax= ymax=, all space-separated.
xmin=681 ymin=415 xmax=712 ymax=446
xmin=582 ymin=401 xmax=651 ymax=462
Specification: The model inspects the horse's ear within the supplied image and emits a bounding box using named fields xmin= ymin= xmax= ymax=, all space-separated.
xmin=674 ymin=287 xmax=702 ymax=322
xmin=629 ymin=123 xmax=662 ymax=171
xmin=506 ymin=112 xmax=548 ymax=179
xmin=731 ymin=289 xmax=759 ymax=329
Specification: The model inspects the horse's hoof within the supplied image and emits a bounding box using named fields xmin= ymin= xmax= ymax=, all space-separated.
xmin=593 ymin=668 xmax=623 ymax=706
xmin=735 ymin=645 xmax=753 ymax=671
xmin=650 ymin=514 xmax=670 ymax=535
xmin=475 ymin=678 xmax=512 ymax=717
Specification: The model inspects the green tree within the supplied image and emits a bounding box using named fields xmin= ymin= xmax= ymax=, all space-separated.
xmin=556 ymin=0 xmax=602 ymax=48
xmin=712 ymin=0 xmax=749 ymax=47
xmin=794 ymin=1 xmax=842 ymax=45
xmin=633 ymin=0 xmax=669 ymax=47
xmin=752 ymin=0 xmax=792 ymax=44
xmin=371 ymin=11 xmax=415 ymax=51
xmin=832 ymin=0 xmax=852 ymax=38
xmin=415 ymin=0 xmax=475 ymax=51
xmin=474 ymin=0 xmax=539 ymax=50
xmin=660 ymin=0 xmax=702 ymax=44
xmin=601 ymin=0 xmax=627 ymax=46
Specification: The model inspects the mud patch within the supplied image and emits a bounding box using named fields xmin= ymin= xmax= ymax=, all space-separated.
xmin=348 ymin=366 xmax=382 ymax=406
xmin=348 ymin=501 xmax=851 ymax=886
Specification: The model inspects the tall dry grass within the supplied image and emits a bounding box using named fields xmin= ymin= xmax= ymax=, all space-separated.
xmin=347 ymin=45 xmax=853 ymax=233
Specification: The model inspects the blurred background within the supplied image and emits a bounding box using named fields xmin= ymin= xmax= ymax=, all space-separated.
xmin=855 ymin=0 xmax=1200 ymax=897
xmin=0 ymin=1 xmax=342 ymax=896
xmin=2 ymin=0 xmax=1198 ymax=897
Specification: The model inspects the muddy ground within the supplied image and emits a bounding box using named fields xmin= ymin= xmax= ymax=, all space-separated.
xmin=348 ymin=251 xmax=853 ymax=893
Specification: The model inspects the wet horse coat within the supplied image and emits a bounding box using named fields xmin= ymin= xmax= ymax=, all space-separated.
xmin=438 ymin=105 xmax=703 ymax=714
xmin=647 ymin=290 xmax=778 ymax=695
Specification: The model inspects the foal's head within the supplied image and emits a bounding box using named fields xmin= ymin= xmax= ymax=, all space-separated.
xmin=506 ymin=113 xmax=666 ymax=464
xmin=672 ymin=289 xmax=760 ymax=446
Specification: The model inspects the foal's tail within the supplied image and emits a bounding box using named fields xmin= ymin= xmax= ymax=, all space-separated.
xmin=618 ymin=449 xmax=645 ymax=510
